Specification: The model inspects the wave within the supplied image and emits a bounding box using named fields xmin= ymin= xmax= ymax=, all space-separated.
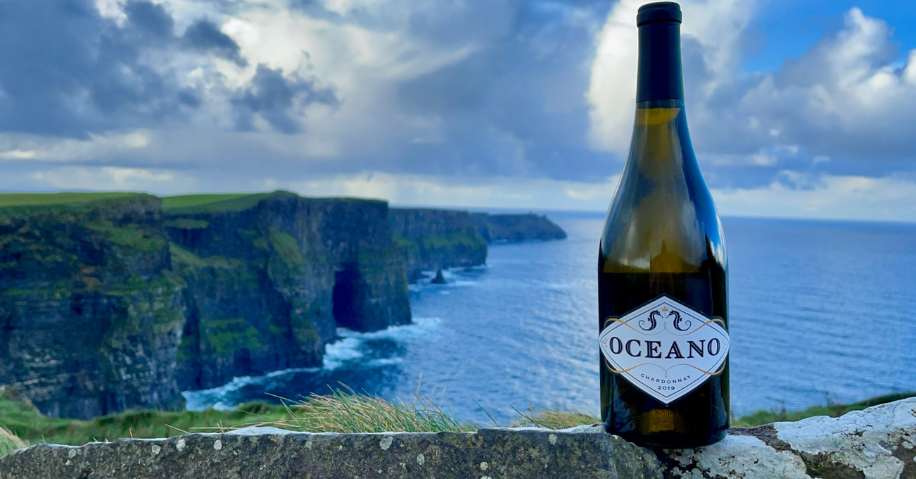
xmin=183 ymin=317 xmax=441 ymax=410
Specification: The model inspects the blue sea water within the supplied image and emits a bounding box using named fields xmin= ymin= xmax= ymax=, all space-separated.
xmin=184 ymin=213 xmax=916 ymax=424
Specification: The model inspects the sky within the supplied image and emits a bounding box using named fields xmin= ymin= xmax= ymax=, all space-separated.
xmin=2 ymin=0 xmax=916 ymax=221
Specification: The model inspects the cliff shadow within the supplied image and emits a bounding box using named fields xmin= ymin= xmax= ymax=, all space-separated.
xmin=332 ymin=262 xmax=364 ymax=331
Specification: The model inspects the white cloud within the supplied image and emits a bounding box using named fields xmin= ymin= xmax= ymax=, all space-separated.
xmin=26 ymin=166 xmax=194 ymax=193
xmin=590 ymin=4 xmax=916 ymax=163
xmin=0 ymin=130 xmax=153 ymax=163
xmin=0 ymin=149 xmax=36 ymax=159
xmin=10 ymin=163 xmax=916 ymax=224
xmin=739 ymin=8 xmax=916 ymax=159
xmin=713 ymin=173 xmax=916 ymax=222
xmin=587 ymin=0 xmax=752 ymax=153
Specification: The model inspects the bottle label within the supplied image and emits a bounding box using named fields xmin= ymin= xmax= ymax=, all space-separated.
xmin=599 ymin=295 xmax=729 ymax=405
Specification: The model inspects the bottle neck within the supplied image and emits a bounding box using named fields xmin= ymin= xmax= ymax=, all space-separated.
xmin=636 ymin=20 xmax=684 ymax=103
xmin=630 ymin=99 xmax=692 ymax=175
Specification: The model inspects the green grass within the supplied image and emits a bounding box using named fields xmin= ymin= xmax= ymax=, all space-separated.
xmin=169 ymin=243 xmax=237 ymax=269
xmin=732 ymin=391 xmax=916 ymax=427
xmin=0 ymin=427 xmax=27 ymax=457
xmin=0 ymin=392 xmax=290 ymax=448
xmin=278 ymin=387 xmax=472 ymax=433
xmin=162 ymin=192 xmax=288 ymax=215
xmin=0 ymin=192 xmax=140 ymax=208
xmin=268 ymin=227 xmax=305 ymax=265
xmin=86 ymin=221 xmax=166 ymax=252
xmin=200 ymin=317 xmax=263 ymax=355
xmin=0 ymin=387 xmax=468 ymax=452
xmin=512 ymin=408 xmax=599 ymax=429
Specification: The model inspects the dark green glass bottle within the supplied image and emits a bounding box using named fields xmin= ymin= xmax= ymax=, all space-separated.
xmin=598 ymin=2 xmax=729 ymax=448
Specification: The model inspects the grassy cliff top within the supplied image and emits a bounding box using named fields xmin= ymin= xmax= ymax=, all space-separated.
xmin=163 ymin=191 xmax=388 ymax=215
xmin=0 ymin=191 xmax=388 ymax=217
xmin=161 ymin=192 xmax=278 ymax=215
xmin=0 ymin=192 xmax=144 ymax=209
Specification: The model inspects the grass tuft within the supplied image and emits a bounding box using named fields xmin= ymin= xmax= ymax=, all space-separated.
xmin=511 ymin=408 xmax=599 ymax=430
xmin=0 ymin=427 xmax=27 ymax=457
xmin=266 ymin=386 xmax=473 ymax=434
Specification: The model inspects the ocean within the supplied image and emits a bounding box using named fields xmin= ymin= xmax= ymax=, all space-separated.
xmin=184 ymin=213 xmax=916 ymax=424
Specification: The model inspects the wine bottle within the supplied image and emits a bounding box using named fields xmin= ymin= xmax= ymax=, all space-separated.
xmin=597 ymin=2 xmax=729 ymax=448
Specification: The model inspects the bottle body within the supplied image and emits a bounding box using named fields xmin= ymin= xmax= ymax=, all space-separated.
xmin=597 ymin=5 xmax=730 ymax=447
xmin=599 ymin=99 xmax=729 ymax=448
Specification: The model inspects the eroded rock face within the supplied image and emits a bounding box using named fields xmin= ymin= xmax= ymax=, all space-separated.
xmin=166 ymin=193 xmax=412 ymax=390
xmin=0 ymin=192 xmax=414 ymax=417
xmin=389 ymin=208 xmax=487 ymax=282
xmin=2 ymin=397 xmax=912 ymax=478
xmin=0 ymin=195 xmax=186 ymax=419
xmin=469 ymin=212 xmax=567 ymax=243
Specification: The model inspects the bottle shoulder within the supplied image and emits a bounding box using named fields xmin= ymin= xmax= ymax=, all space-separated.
xmin=600 ymin=171 xmax=726 ymax=274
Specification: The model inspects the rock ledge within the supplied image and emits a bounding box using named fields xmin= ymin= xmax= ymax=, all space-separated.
xmin=1 ymin=398 xmax=913 ymax=478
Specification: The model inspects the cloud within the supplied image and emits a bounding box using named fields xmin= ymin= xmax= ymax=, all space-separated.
xmin=124 ymin=0 xmax=175 ymax=38
xmin=232 ymin=64 xmax=338 ymax=133
xmin=0 ymin=1 xmax=188 ymax=138
xmin=182 ymin=19 xmax=248 ymax=66
xmin=588 ymin=2 xmax=916 ymax=191
xmin=588 ymin=0 xmax=752 ymax=153
xmin=0 ymin=0 xmax=914 ymax=221
xmin=0 ymin=0 xmax=292 ymax=140
xmin=739 ymin=8 xmax=916 ymax=161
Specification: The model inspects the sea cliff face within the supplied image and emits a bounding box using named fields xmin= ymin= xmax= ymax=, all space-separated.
xmin=0 ymin=192 xmax=562 ymax=419
xmin=388 ymin=209 xmax=568 ymax=282
xmin=470 ymin=213 xmax=567 ymax=243
xmin=165 ymin=193 xmax=411 ymax=390
xmin=0 ymin=192 xmax=412 ymax=418
xmin=388 ymin=208 xmax=487 ymax=282
xmin=0 ymin=195 xmax=186 ymax=419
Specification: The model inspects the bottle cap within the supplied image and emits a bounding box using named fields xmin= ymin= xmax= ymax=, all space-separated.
xmin=637 ymin=2 xmax=682 ymax=26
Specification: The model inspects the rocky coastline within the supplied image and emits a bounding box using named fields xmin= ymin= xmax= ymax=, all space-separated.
xmin=0 ymin=192 xmax=567 ymax=419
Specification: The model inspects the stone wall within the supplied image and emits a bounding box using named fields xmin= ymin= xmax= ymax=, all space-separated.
xmin=2 ymin=397 xmax=912 ymax=478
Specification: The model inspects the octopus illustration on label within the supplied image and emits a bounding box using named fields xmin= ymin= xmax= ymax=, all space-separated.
xmin=598 ymin=295 xmax=729 ymax=405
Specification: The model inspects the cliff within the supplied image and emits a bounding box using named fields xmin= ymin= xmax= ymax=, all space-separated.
xmin=470 ymin=212 xmax=566 ymax=243
xmin=164 ymin=192 xmax=411 ymax=390
xmin=0 ymin=194 xmax=186 ymax=420
xmin=389 ymin=208 xmax=487 ymax=282
xmin=0 ymin=191 xmax=412 ymax=418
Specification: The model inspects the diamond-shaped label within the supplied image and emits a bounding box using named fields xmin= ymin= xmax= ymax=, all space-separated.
xmin=599 ymin=295 xmax=729 ymax=405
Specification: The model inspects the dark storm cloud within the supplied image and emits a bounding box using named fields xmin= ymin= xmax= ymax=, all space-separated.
xmin=0 ymin=0 xmax=255 ymax=139
xmin=182 ymin=19 xmax=247 ymax=66
xmin=0 ymin=1 xmax=183 ymax=138
xmin=232 ymin=65 xmax=339 ymax=134
xmin=124 ymin=1 xmax=175 ymax=38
